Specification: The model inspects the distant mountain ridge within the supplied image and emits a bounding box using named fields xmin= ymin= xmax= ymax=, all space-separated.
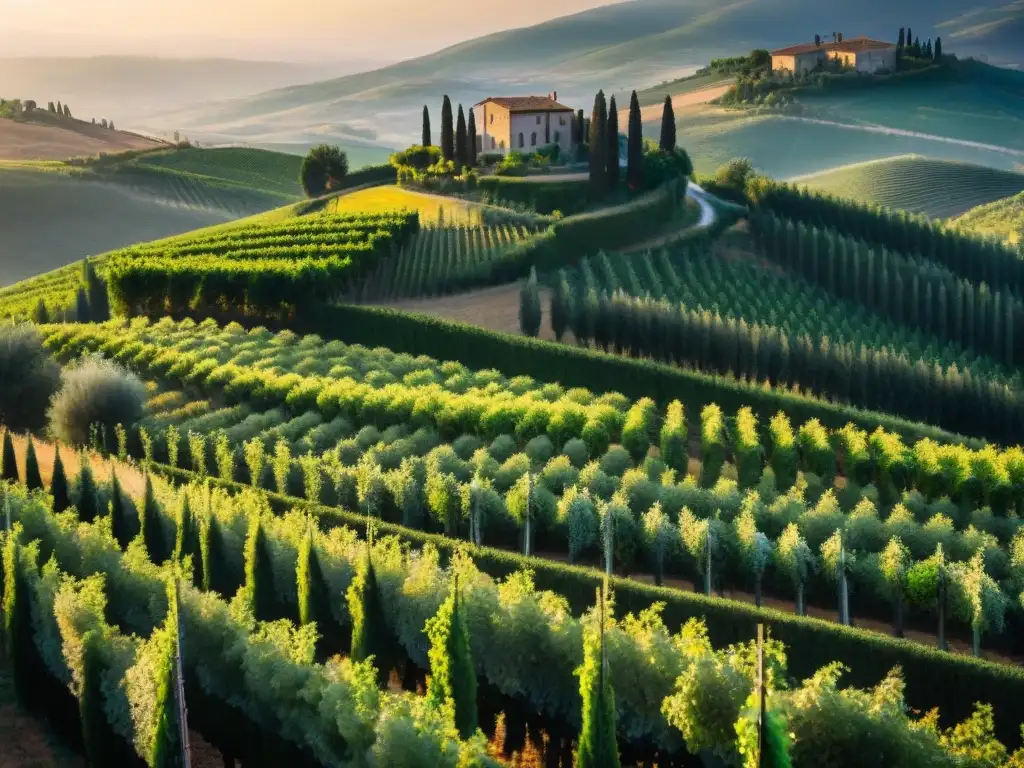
xmin=153 ymin=0 xmax=1022 ymax=150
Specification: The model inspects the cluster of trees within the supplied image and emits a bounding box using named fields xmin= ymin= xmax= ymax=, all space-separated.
xmin=750 ymin=211 xmax=1021 ymax=369
xmin=897 ymin=27 xmax=943 ymax=61
xmin=45 ymin=100 xmax=72 ymax=118
xmin=422 ymin=96 xmax=478 ymax=169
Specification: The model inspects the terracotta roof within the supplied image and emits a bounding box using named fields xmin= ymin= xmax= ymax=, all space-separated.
xmin=771 ymin=36 xmax=894 ymax=56
xmin=474 ymin=96 xmax=575 ymax=113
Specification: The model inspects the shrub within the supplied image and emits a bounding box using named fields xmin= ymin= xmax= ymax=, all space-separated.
xmin=600 ymin=446 xmax=632 ymax=478
xmin=525 ymin=435 xmax=555 ymax=466
xmin=48 ymin=356 xmax=146 ymax=447
xmin=0 ymin=325 xmax=61 ymax=431
xmin=562 ymin=438 xmax=590 ymax=469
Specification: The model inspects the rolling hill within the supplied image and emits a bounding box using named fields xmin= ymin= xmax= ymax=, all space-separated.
xmin=0 ymin=112 xmax=166 ymax=161
xmin=951 ymin=189 xmax=1024 ymax=244
xmin=151 ymin=0 xmax=1024 ymax=153
xmin=792 ymin=155 xmax=1024 ymax=217
xmin=0 ymin=145 xmax=310 ymax=287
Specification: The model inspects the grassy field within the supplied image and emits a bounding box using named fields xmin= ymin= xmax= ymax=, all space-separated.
xmin=135 ymin=146 xmax=304 ymax=197
xmin=675 ymin=107 xmax=1024 ymax=180
xmin=794 ymin=155 xmax=1024 ymax=218
xmin=631 ymin=71 xmax=735 ymax=107
xmin=325 ymin=185 xmax=491 ymax=225
xmin=951 ymin=190 xmax=1024 ymax=245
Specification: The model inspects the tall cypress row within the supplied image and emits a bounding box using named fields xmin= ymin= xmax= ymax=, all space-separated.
xmin=626 ymin=91 xmax=644 ymax=190
xmin=346 ymin=542 xmax=388 ymax=670
xmin=440 ymin=95 xmax=455 ymax=163
xmin=23 ymin=436 xmax=43 ymax=491
xmin=79 ymin=630 xmax=122 ymax=766
xmin=606 ymin=95 xmax=620 ymax=189
xmin=109 ymin=471 xmax=134 ymax=550
xmin=659 ymin=96 xmax=676 ymax=151
xmin=588 ymin=91 xmax=608 ymax=197
xmin=455 ymin=104 xmax=468 ymax=168
xmin=51 ymin=445 xmax=70 ymax=514
xmin=298 ymin=526 xmax=340 ymax=656
xmin=148 ymin=604 xmax=182 ymax=768
xmin=421 ymin=105 xmax=432 ymax=147
xmin=3 ymin=533 xmax=39 ymax=706
xmin=0 ymin=431 xmax=17 ymax=482
xmin=173 ymin=491 xmax=200 ymax=582
xmin=425 ymin=576 xmax=478 ymax=740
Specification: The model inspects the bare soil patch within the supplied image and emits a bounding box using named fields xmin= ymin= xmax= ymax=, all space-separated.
xmin=0 ymin=670 xmax=83 ymax=768
xmin=0 ymin=118 xmax=163 ymax=162
xmin=630 ymin=84 xmax=734 ymax=124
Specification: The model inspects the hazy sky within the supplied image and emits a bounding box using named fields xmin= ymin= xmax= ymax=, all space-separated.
xmin=4 ymin=0 xmax=624 ymax=61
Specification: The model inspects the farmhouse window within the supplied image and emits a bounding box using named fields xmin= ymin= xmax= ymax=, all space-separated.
xmin=554 ymin=131 xmax=560 ymax=143
xmin=531 ymin=132 xmax=537 ymax=146
xmin=559 ymin=116 xmax=566 ymax=125
xmin=518 ymin=133 xmax=524 ymax=148
xmin=536 ymin=116 xmax=541 ymax=124
xmin=490 ymin=114 xmax=494 ymax=124
xmin=491 ymin=137 xmax=496 ymax=149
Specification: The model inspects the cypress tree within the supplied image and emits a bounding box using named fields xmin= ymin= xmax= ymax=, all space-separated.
xmin=32 ymin=298 xmax=49 ymax=324
xmin=467 ymin=107 xmax=477 ymax=166
xmin=75 ymin=286 xmax=90 ymax=323
xmin=23 ymin=437 xmax=43 ymax=491
xmin=75 ymin=459 xmax=100 ymax=523
xmin=421 ymin=105 xmax=432 ymax=147
xmin=455 ymin=104 xmax=469 ymax=168
xmin=79 ymin=629 xmax=121 ymax=766
xmin=173 ymin=491 xmax=198 ymax=570
xmin=149 ymin=610 xmax=182 ymax=768
xmin=898 ymin=27 xmax=905 ymax=49
xmin=347 ymin=542 xmax=388 ymax=668
xmin=109 ymin=471 xmax=133 ymax=550
xmin=934 ymin=37 xmax=942 ymax=60
xmin=243 ymin=511 xmax=277 ymax=622
xmin=298 ymin=526 xmax=340 ymax=655
xmin=141 ymin=474 xmax=170 ymax=565
xmin=440 ymin=96 xmax=455 ymax=163
xmin=906 ymin=27 xmax=913 ymax=53
xmin=425 ymin=576 xmax=478 ymax=740
xmin=51 ymin=446 xmax=70 ymax=513
xmin=626 ymin=91 xmax=644 ymax=190
xmin=550 ymin=273 xmax=572 ymax=342
xmin=519 ymin=268 xmax=542 ymax=337
xmin=199 ymin=512 xmax=232 ymax=597
xmin=606 ymin=95 xmax=620 ymax=189
xmin=576 ymin=109 xmax=586 ymax=160
xmin=575 ymin=587 xmax=620 ymax=768
xmin=588 ymin=91 xmax=608 ymax=197
xmin=82 ymin=258 xmax=109 ymax=321
xmin=3 ymin=534 xmax=39 ymax=705
xmin=659 ymin=96 xmax=676 ymax=151
xmin=1 ymin=431 xmax=17 ymax=483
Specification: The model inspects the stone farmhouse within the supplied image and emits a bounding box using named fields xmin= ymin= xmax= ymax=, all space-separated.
xmin=771 ymin=36 xmax=897 ymax=75
xmin=473 ymin=93 xmax=575 ymax=155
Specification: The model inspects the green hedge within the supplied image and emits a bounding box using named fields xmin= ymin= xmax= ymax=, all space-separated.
xmin=292 ymin=304 xmax=982 ymax=449
xmin=477 ymin=176 xmax=590 ymax=215
xmin=149 ymin=462 xmax=1024 ymax=748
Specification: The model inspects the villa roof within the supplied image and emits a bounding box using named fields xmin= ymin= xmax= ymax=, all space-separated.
xmin=771 ymin=36 xmax=894 ymax=56
xmin=474 ymin=96 xmax=575 ymax=113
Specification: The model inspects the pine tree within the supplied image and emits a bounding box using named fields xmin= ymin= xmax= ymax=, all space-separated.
xmin=659 ymin=96 xmax=676 ymax=151
xmin=75 ymin=459 xmax=100 ymax=523
xmin=422 ymin=105 xmax=432 ymax=147
xmin=606 ymin=95 xmax=620 ymax=189
xmin=626 ymin=91 xmax=644 ymax=190
xmin=440 ymin=96 xmax=455 ymax=162
xmin=23 ymin=437 xmax=42 ymax=491
xmin=455 ymin=104 xmax=468 ymax=168
xmin=32 ymin=298 xmax=49 ymax=324
xmin=588 ymin=91 xmax=608 ymax=197
xmin=467 ymin=107 xmax=477 ymax=166
xmin=51 ymin=446 xmax=70 ymax=513
xmin=243 ymin=511 xmax=277 ymax=622
xmin=141 ymin=474 xmax=170 ymax=565
xmin=110 ymin=471 xmax=133 ymax=549
xmin=519 ymin=268 xmax=542 ymax=337
xmin=425 ymin=577 xmax=478 ymax=740
xmin=575 ymin=588 xmax=620 ymax=768
xmin=0 ymin=431 xmax=17 ymax=483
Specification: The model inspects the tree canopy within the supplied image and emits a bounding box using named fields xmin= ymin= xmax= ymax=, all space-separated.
xmin=299 ymin=144 xmax=350 ymax=198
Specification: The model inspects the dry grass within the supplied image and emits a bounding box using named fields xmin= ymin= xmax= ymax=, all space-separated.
xmin=0 ymin=119 xmax=163 ymax=162
xmin=325 ymin=185 xmax=486 ymax=225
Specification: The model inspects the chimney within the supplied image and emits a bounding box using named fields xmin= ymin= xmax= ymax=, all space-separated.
xmin=549 ymin=91 xmax=557 ymax=101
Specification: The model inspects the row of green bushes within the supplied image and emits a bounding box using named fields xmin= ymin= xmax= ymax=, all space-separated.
xmin=137 ymin=461 xmax=1024 ymax=749
xmin=477 ymin=176 xmax=590 ymax=215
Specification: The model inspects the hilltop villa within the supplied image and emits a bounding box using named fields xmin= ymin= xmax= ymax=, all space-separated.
xmin=473 ymin=93 xmax=575 ymax=155
xmin=771 ymin=36 xmax=897 ymax=75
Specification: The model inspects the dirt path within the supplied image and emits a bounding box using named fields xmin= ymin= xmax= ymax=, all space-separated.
xmin=0 ymin=118 xmax=165 ymax=162
xmin=628 ymin=83 xmax=734 ymax=123
xmin=0 ymin=670 xmax=82 ymax=768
